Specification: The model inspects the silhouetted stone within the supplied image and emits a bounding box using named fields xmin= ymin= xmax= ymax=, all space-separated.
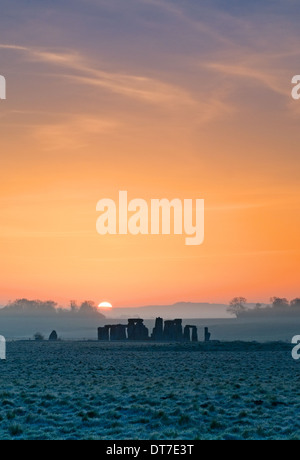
xmin=184 ymin=325 xmax=191 ymax=342
xmin=97 ymin=317 xmax=198 ymax=343
xmin=98 ymin=326 xmax=110 ymax=341
xmin=163 ymin=321 xmax=173 ymax=341
xmin=49 ymin=330 xmax=58 ymax=341
xmin=110 ymin=324 xmax=127 ymax=341
xmin=98 ymin=324 xmax=127 ymax=341
xmin=163 ymin=319 xmax=183 ymax=341
xmin=192 ymin=326 xmax=198 ymax=342
xmin=183 ymin=325 xmax=198 ymax=343
xmin=174 ymin=319 xmax=183 ymax=341
xmin=152 ymin=317 xmax=164 ymax=341
xmin=204 ymin=327 xmax=211 ymax=342
xmin=110 ymin=325 xmax=117 ymax=341
xmin=127 ymin=319 xmax=148 ymax=340
xmin=117 ymin=324 xmax=127 ymax=340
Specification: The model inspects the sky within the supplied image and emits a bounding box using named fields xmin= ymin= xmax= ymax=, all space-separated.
xmin=0 ymin=0 xmax=299 ymax=307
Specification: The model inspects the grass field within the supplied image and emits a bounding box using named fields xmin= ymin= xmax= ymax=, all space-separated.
xmin=0 ymin=341 xmax=299 ymax=440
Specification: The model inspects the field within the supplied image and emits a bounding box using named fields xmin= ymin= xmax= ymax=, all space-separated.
xmin=0 ymin=341 xmax=299 ymax=440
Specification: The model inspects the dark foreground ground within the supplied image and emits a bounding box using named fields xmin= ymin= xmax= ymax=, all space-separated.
xmin=0 ymin=341 xmax=299 ymax=440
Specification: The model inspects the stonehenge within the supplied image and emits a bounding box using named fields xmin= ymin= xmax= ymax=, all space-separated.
xmin=98 ymin=319 xmax=149 ymax=342
xmin=98 ymin=317 xmax=205 ymax=343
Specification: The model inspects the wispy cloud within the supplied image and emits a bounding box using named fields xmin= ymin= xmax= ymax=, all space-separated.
xmin=65 ymin=73 xmax=194 ymax=105
xmin=0 ymin=43 xmax=194 ymax=107
xmin=0 ymin=44 xmax=27 ymax=51
xmin=203 ymin=57 xmax=290 ymax=97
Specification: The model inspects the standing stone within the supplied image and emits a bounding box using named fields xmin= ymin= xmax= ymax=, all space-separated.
xmin=192 ymin=326 xmax=198 ymax=342
xmin=110 ymin=325 xmax=119 ymax=341
xmin=163 ymin=321 xmax=174 ymax=341
xmin=49 ymin=330 xmax=58 ymax=341
xmin=152 ymin=317 xmax=164 ymax=341
xmin=184 ymin=325 xmax=191 ymax=342
xmin=127 ymin=319 xmax=149 ymax=341
xmin=98 ymin=326 xmax=110 ymax=341
xmin=204 ymin=327 xmax=211 ymax=342
xmin=174 ymin=319 xmax=183 ymax=341
xmin=116 ymin=324 xmax=127 ymax=340
xmin=163 ymin=320 xmax=184 ymax=342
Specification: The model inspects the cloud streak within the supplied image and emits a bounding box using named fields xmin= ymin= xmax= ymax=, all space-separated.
xmin=203 ymin=57 xmax=290 ymax=97
xmin=0 ymin=43 xmax=195 ymax=107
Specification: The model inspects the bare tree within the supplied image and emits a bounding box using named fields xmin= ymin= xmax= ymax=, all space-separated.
xmin=70 ymin=300 xmax=78 ymax=312
xmin=227 ymin=297 xmax=247 ymax=317
xmin=79 ymin=300 xmax=97 ymax=315
xmin=270 ymin=297 xmax=289 ymax=309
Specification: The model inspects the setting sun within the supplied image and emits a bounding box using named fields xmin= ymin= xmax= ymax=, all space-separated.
xmin=98 ymin=302 xmax=113 ymax=309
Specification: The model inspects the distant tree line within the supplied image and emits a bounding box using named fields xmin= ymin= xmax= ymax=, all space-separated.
xmin=0 ymin=299 xmax=105 ymax=318
xmin=228 ymin=297 xmax=300 ymax=318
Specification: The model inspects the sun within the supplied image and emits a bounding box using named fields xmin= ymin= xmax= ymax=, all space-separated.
xmin=98 ymin=301 xmax=113 ymax=309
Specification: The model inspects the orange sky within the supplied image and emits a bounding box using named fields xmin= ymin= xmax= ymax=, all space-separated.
xmin=0 ymin=1 xmax=299 ymax=307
